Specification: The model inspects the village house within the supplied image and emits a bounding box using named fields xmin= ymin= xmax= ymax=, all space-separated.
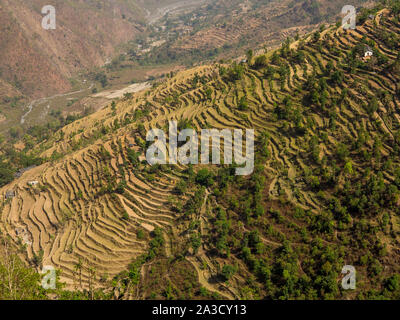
xmin=362 ymin=45 xmax=374 ymax=62
xmin=364 ymin=46 xmax=374 ymax=58
xmin=27 ymin=181 xmax=39 ymax=187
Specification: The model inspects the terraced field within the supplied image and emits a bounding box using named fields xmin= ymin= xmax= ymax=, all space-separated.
xmin=2 ymin=6 xmax=400 ymax=299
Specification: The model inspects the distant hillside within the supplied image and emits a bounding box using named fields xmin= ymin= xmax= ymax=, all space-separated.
xmin=0 ymin=0 xmax=192 ymax=101
xmin=145 ymin=0 xmax=375 ymax=64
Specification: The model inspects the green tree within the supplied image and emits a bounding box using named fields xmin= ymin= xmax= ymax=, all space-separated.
xmin=195 ymin=169 xmax=214 ymax=187
xmin=221 ymin=264 xmax=236 ymax=281
xmin=254 ymin=55 xmax=268 ymax=69
xmin=0 ymin=240 xmax=47 ymax=300
xmin=0 ymin=164 xmax=15 ymax=188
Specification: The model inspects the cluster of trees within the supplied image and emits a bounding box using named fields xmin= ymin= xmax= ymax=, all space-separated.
xmin=219 ymin=63 xmax=245 ymax=82
xmin=93 ymin=71 xmax=108 ymax=88
xmin=0 ymin=238 xmax=48 ymax=299
xmin=0 ymin=161 xmax=14 ymax=188
xmin=0 ymin=146 xmax=43 ymax=188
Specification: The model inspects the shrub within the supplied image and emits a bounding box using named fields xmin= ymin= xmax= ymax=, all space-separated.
xmin=221 ymin=265 xmax=236 ymax=281
xmin=195 ymin=169 xmax=214 ymax=187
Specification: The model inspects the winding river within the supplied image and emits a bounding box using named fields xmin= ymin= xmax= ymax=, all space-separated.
xmin=20 ymin=83 xmax=94 ymax=125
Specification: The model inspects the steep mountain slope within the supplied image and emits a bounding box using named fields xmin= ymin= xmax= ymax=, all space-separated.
xmin=0 ymin=0 xmax=194 ymax=101
xmin=2 ymin=3 xmax=400 ymax=300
